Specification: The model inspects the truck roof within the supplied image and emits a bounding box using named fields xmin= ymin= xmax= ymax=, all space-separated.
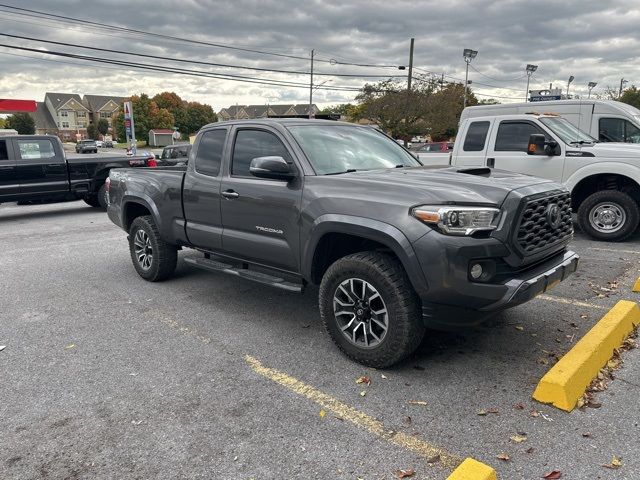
xmin=201 ymin=118 xmax=363 ymax=130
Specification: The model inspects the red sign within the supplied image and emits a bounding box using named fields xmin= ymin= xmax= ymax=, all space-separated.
xmin=0 ymin=99 xmax=37 ymax=112
xmin=124 ymin=119 xmax=131 ymax=128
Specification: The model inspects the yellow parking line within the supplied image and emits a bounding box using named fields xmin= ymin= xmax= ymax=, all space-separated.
xmin=536 ymin=294 xmax=607 ymax=310
xmin=633 ymin=278 xmax=640 ymax=293
xmin=245 ymin=354 xmax=465 ymax=471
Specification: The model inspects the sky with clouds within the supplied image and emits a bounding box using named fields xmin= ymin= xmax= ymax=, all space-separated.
xmin=0 ymin=0 xmax=638 ymax=112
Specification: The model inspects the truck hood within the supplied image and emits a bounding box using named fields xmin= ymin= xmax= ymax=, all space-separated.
xmin=578 ymin=142 xmax=640 ymax=159
xmin=324 ymin=166 xmax=555 ymax=206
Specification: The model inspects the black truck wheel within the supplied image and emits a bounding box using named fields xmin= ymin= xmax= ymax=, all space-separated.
xmin=83 ymin=195 xmax=100 ymax=207
xmin=319 ymin=251 xmax=425 ymax=368
xmin=97 ymin=183 xmax=109 ymax=209
xmin=128 ymin=215 xmax=177 ymax=281
xmin=577 ymin=190 xmax=639 ymax=242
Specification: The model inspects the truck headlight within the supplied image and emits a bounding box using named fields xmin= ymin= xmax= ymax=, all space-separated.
xmin=412 ymin=206 xmax=501 ymax=236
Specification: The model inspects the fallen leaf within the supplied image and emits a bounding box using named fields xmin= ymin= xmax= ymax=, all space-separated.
xmin=319 ymin=410 xmax=326 ymax=418
xmin=0 ymin=345 xmax=5 ymax=352
xmin=543 ymin=470 xmax=562 ymax=479
xmin=360 ymin=390 xmax=367 ymax=397
xmin=486 ymin=408 xmax=499 ymax=414
xmin=394 ymin=468 xmax=415 ymax=478
xmin=510 ymin=434 xmax=527 ymax=443
xmin=515 ymin=325 xmax=524 ymax=331
xmin=404 ymin=416 xmax=412 ymax=424
xmin=496 ymin=453 xmax=510 ymax=461
xmin=602 ymin=456 xmax=622 ymax=469
xmin=537 ymin=357 xmax=549 ymax=365
xmin=426 ymin=454 xmax=440 ymax=464
xmin=580 ymin=314 xmax=588 ymax=319
xmin=381 ymin=374 xmax=388 ymax=379
xmin=131 ymin=420 xmax=143 ymax=425
xmin=233 ymin=456 xmax=238 ymax=461
xmin=477 ymin=410 xmax=488 ymax=416
xmin=582 ymin=432 xmax=592 ymax=438
xmin=65 ymin=344 xmax=75 ymax=349
xmin=526 ymin=447 xmax=535 ymax=454
xmin=514 ymin=403 xmax=525 ymax=410
xmin=530 ymin=409 xmax=540 ymax=417
xmin=356 ymin=375 xmax=371 ymax=386
xmin=408 ymin=400 xmax=427 ymax=406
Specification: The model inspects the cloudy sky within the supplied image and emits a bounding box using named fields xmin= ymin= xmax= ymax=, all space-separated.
xmin=0 ymin=0 xmax=638 ymax=112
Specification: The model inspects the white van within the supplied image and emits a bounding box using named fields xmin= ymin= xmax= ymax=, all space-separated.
xmin=461 ymin=100 xmax=640 ymax=144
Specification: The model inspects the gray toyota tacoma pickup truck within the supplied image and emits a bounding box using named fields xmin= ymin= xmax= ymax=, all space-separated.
xmin=107 ymin=119 xmax=579 ymax=367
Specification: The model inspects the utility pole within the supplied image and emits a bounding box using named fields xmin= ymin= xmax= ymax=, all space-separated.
xmin=619 ymin=78 xmax=628 ymax=99
xmin=407 ymin=38 xmax=414 ymax=91
xmin=309 ymin=49 xmax=314 ymax=119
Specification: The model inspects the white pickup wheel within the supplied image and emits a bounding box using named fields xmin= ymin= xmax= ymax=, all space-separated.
xmin=577 ymin=190 xmax=639 ymax=241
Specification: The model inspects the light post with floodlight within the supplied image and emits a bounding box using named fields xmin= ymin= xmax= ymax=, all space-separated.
xmin=566 ymin=75 xmax=574 ymax=99
xmin=463 ymin=48 xmax=477 ymax=109
xmin=525 ymin=64 xmax=538 ymax=102
xmin=587 ymin=82 xmax=597 ymax=99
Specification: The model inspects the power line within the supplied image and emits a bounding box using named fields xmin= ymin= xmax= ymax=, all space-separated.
xmin=0 ymin=43 xmax=365 ymax=92
xmin=468 ymin=64 xmax=528 ymax=82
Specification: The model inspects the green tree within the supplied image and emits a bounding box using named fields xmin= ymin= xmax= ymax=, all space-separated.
xmin=5 ymin=112 xmax=35 ymax=134
xmin=423 ymin=83 xmax=478 ymax=140
xmin=619 ymin=86 xmax=640 ymax=109
xmin=97 ymin=118 xmax=109 ymax=136
xmin=184 ymin=101 xmax=217 ymax=134
xmin=113 ymin=94 xmax=174 ymax=143
xmin=87 ymin=123 xmax=98 ymax=139
xmin=318 ymin=103 xmax=357 ymax=119
xmin=352 ymin=75 xmax=438 ymax=141
xmin=0 ymin=117 xmax=6 ymax=128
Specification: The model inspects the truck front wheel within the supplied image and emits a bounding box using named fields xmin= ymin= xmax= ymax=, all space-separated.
xmin=128 ymin=215 xmax=177 ymax=281
xmin=577 ymin=190 xmax=639 ymax=241
xmin=319 ymin=251 xmax=425 ymax=368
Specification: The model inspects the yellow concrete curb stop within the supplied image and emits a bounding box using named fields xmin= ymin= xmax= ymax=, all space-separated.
xmin=446 ymin=458 xmax=497 ymax=480
xmin=533 ymin=300 xmax=640 ymax=411
xmin=633 ymin=277 xmax=640 ymax=293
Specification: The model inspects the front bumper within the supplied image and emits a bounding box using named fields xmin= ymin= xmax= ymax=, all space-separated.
xmin=412 ymin=229 xmax=579 ymax=328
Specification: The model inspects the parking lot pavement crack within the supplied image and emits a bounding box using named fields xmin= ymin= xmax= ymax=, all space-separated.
xmin=244 ymin=354 xmax=465 ymax=472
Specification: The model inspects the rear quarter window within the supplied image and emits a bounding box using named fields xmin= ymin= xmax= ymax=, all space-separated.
xmin=17 ymin=139 xmax=56 ymax=159
xmin=463 ymin=121 xmax=490 ymax=151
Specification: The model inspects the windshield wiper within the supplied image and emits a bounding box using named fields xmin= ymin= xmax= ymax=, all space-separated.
xmin=324 ymin=169 xmax=357 ymax=175
xmin=569 ymin=140 xmax=594 ymax=145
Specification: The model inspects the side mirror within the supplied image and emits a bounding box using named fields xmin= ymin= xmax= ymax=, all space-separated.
xmin=249 ymin=156 xmax=295 ymax=180
xmin=527 ymin=134 xmax=559 ymax=156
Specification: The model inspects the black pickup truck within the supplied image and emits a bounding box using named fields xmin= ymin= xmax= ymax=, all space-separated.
xmin=0 ymin=134 xmax=155 ymax=209
xmin=107 ymin=119 xmax=579 ymax=367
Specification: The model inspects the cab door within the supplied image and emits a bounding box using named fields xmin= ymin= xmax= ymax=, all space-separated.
xmin=0 ymin=138 xmax=19 ymax=198
xmin=219 ymin=126 xmax=303 ymax=272
xmin=15 ymin=137 xmax=68 ymax=194
xmin=486 ymin=120 xmax=565 ymax=182
xmin=452 ymin=120 xmax=494 ymax=167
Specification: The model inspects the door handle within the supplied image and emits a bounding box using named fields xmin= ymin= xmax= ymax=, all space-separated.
xmin=222 ymin=190 xmax=239 ymax=199
xmin=487 ymin=158 xmax=495 ymax=168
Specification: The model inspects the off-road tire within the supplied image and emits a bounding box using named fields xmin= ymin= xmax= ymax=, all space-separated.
xmin=97 ymin=183 xmax=109 ymax=209
xmin=128 ymin=215 xmax=177 ymax=281
xmin=83 ymin=195 xmax=100 ymax=207
xmin=319 ymin=251 xmax=424 ymax=368
xmin=577 ymin=190 xmax=639 ymax=242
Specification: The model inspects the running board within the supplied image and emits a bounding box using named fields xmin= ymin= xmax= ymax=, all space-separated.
xmin=183 ymin=257 xmax=304 ymax=293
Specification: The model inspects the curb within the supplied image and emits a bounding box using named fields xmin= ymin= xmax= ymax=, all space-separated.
xmin=633 ymin=278 xmax=640 ymax=293
xmin=533 ymin=300 xmax=640 ymax=411
xmin=446 ymin=458 xmax=497 ymax=480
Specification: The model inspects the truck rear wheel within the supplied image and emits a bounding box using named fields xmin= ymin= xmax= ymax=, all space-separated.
xmin=128 ymin=215 xmax=177 ymax=281
xmin=97 ymin=183 xmax=109 ymax=209
xmin=319 ymin=251 xmax=425 ymax=368
xmin=577 ymin=190 xmax=639 ymax=241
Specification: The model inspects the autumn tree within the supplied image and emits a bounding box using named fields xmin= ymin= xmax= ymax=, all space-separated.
xmin=5 ymin=112 xmax=35 ymax=134
xmin=113 ymin=94 xmax=174 ymax=143
xmin=153 ymin=91 xmax=188 ymax=135
xmin=87 ymin=123 xmax=98 ymax=139
xmin=423 ymin=83 xmax=479 ymax=140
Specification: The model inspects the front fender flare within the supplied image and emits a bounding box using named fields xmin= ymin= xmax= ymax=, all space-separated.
xmin=302 ymin=214 xmax=429 ymax=294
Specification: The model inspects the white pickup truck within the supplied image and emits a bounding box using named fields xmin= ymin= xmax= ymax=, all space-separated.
xmin=434 ymin=113 xmax=640 ymax=241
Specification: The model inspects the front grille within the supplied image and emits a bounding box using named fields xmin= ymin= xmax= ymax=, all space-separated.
xmin=516 ymin=191 xmax=573 ymax=255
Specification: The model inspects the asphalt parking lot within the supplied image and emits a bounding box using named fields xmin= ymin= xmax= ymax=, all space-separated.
xmin=1 ymin=201 xmax=639 ymax=480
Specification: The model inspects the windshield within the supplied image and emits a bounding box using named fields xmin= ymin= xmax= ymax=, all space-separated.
xmin=539 ymin=117 xmax=597 ymax=144
xmin=287 ymin=125 xmax=421 ymax=175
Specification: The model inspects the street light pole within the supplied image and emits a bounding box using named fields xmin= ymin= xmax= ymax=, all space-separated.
xmin=566 ymin=75 xmax=574 ymax=99
xmin=462 ymin=48 xmax=478 ymax=109
xmin=587 ymin=82 xmax=597 ymax=99
xmin=525 ymin=64 xmax=538 ymax=102
xmin=619 ymin=78 xmax=628 ymax=99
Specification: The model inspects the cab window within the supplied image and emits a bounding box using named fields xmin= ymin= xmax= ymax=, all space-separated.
xmin=16 ymin=139 xmax=56 ymax=159
xmin=599 ymin=118 xmax=640 ymax=143
xmin=494 ymin=121 xmax=548 ymax=152
xmin=194 ymin=130 xmax=227 ymax=177
xmin=463 ymin=121 xmax=490 ymax=152
xmin=231 ymin=129 xmax=291 ymax=178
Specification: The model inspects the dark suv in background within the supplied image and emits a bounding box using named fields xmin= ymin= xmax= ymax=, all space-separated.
xmin=75 ymin=139 xmax=98 ymax=154
xmin=157 ymin=143 xmax=191 ymax=166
